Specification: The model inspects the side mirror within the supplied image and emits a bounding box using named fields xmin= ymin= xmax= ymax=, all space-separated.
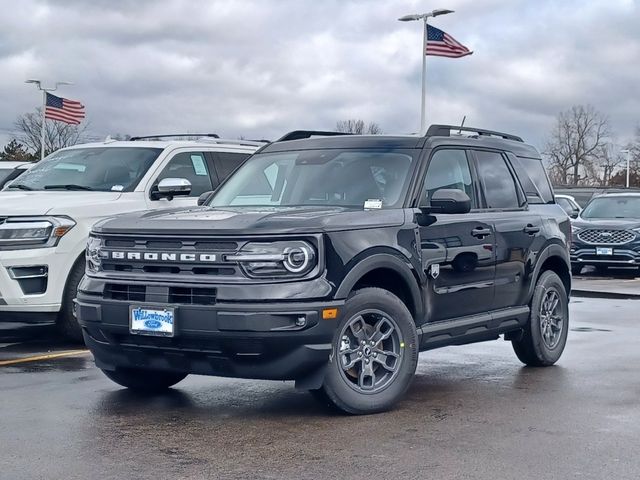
xmin=197 ymin=190 xmax=215 ymax=206
xmin=569 ymin=210 xmax=579 ymax=219
xmin=422 ymin=189 xmax=471 ymax=214
xmin=151 ymin=178 xmax=192 ymax=200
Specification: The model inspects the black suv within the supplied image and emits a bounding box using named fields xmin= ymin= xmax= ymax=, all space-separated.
xmin=77 ymin=125 xmax=571 ymax=414
xmin=571 ymin=192 xmax=640 ymax=274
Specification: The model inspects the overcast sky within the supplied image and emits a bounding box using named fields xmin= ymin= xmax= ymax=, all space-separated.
xmin=0 ymin=0 xmax=638 ymax=150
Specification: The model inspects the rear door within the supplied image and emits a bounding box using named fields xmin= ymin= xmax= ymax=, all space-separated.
xmin=471 ymin=149 xmax=543 ymax=309
xmin=418 ymin=148 xmax=497 ymax=322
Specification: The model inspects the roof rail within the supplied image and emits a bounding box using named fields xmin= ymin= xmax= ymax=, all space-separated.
xmin=196 ymin=137 xmax=269 ymax=147
xmin=426 ymin=124 xmax=524 ymax=143
xmin=276 ymin=130 xmax=352 ymax=142
xmin=130 ymin=133 xmax=220 ymax=141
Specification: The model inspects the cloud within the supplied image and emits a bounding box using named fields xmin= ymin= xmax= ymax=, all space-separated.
xmin=0 ymin=0 xmax=638 ymax=149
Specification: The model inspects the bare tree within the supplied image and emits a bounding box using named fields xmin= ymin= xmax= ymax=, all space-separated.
xmin=336 ymin=119 xmax=383 ymax=135
xmin=13 ymin=108 xmax=88 ymax=158
xmin=544 ymin=105 xmax=609 ymax=185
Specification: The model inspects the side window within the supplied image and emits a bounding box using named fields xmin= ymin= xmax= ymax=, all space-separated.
xmin=215 ymin=152 xmax=251 ymax=180
xmin=422 ymin=149 xmax=476 ymax=208
xmin=509 ymin=154 xmax=553 ymax=204
xmin=156 ymin=152 xmax=213 ymax=197
xmin=474 ymin=151 xmax=520 ymax=209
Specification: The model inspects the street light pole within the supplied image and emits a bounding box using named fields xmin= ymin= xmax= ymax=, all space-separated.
xmin=25 ymin=79 xmax=73 ymax=161
xmin=621 ymin=149 xmax=632 ymax=188
xmin=399 ymin=9 xmax=454 ymax=134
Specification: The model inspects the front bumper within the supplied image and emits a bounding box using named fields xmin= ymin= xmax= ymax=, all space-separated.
xmin=76 ymin=291 xmax=343 ymax=382
xmin=0 ymin=247 xmax=67 ymax=315
xmin=570 ymin=241 xmax=640 ymax=267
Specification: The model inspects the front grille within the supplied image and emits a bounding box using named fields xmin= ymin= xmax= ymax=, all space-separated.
xmin=100 ymin=235 xmax=244 ymax=280
xmin=577 ymin=229 xmax=636 ymax=245
xmin=104 ymin=284 xmax=217 ymax=306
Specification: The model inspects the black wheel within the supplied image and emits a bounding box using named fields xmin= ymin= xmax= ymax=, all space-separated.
xmin=571 ymin=264 xmax=582 ymax=276
xmin=57 ymin=258 xmax=85 ymax=342
xmin=313 ymin=288 xmax=419 ymax=415
xmin=512 ymin=271 xmax=569 ymax=367
xmin=102 ymin=367 xmax=188 ymax=392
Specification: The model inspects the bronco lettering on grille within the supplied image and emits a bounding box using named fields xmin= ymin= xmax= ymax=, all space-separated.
xmin=110 ymin=251 xmax=217 ymax=262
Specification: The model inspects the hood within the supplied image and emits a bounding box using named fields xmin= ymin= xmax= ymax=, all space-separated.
xmin=94 ymin=205 xmax=406 ymax=236
xmin=574 ymin=217 xmax=640 ymax=230
xmin=0 ymin=191 xmax=123 ymax=216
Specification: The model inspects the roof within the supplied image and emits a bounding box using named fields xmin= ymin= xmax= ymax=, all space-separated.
xmin=261 ymin=132 xmax=540 ymax=158
xmin=61 ymin=139 xmax=261 ymax=152
xmin=0 ymin=161 xmax=33 ymax=169
xmin=596 ymin=191 xmax=640 ymax=197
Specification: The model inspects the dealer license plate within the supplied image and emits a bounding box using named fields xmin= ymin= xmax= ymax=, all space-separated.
xmin=596 ymin=247 xmax=613 ymax=256
xmin=130 ymin=306 xmax=175 ymax=336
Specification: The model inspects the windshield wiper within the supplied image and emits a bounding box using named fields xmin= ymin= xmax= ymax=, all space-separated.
xmin=43 ymin=184 xmax=94 ymax=191
xmin=6 ymin=183 xmax=34 ymax=190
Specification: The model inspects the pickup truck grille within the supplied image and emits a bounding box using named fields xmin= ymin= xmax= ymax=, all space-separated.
xmin=99 ymin=235 xmax=246 ymax=281
xmin=576 ymin=229 xmax=635 ymax=245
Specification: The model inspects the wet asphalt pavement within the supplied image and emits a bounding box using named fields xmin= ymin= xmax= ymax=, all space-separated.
xmin=1 ymin=296 xmax=639 ymax=480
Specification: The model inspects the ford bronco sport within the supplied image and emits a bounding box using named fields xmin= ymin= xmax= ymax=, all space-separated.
xmin=77 ymin=125 xmax=571 ymax=414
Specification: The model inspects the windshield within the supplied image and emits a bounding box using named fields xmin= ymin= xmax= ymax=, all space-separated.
xmin=581 ymin=196 xmax=640 ymax=219
xmin=210 ymin=149 xmax=416 ymax=209
xmin=5 ymin=147 xmax=162 ymax=192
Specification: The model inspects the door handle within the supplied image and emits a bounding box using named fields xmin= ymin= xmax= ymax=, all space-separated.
xmin=523 ymin=224 xmax=541 ymax=235
xmin=471 ymin=227 xmax=492 ymax=239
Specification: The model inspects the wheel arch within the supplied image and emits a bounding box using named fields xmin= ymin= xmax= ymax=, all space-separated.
xmin=335 ymin=253 xmax=423 ymax=322
xmin=530 ymin=244 xmax=571 ymax=299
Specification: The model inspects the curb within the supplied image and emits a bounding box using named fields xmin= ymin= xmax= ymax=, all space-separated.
xmin=571 ymin=289 xmax=640 ymax=300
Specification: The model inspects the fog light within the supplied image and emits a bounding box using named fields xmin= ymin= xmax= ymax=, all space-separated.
xmin=296 ymin=316 xmax=307 ymax=327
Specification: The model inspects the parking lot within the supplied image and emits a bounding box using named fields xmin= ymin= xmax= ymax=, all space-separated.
xmin=2 ymin=289 xmax=639 ymax=480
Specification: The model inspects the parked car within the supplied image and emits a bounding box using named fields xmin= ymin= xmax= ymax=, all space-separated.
xmin=0 ymin=161 xmax=32 ymax=189
xmin=77 ymin=125 xmax=571 ymax=414
xmin=555 ymin=194 xmax=581 ymax=218
xmin=570 ymin=192 xmax=640 ymax=275
xmin=0 ymin=135 xmax=262 ymax=339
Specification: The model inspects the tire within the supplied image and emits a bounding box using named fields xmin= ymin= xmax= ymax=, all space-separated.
xmin=571 ymin=264 xmax=582 ymax=276
xmin=102 ymin=367 xmax=188 ymax=392
xmin=312 ymin=288 xmax=419 ymax=415
xmin=56 ymin=258 xmax=85 ymax=342
xmin=512 ymin=271 xmax=569 ymax=367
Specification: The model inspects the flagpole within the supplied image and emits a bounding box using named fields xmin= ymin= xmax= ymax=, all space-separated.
xmin=421 ymin=17 xmax=428 ymax=135
xmin=40 ymin=89 xmax=46 ymax=161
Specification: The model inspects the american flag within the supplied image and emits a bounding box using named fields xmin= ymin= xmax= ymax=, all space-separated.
xmin=44 ymin=92 xmax=86 ymax=125
xmin=426 ymin=24 xmax=473 ymax=58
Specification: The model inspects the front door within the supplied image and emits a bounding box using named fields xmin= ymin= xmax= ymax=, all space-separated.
xmin=418 ymin=148 xmax=496 ymax=322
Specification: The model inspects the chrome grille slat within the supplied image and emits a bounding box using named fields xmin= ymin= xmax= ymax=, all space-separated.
xmin=577 ymin=229 xmax=635 ymax=245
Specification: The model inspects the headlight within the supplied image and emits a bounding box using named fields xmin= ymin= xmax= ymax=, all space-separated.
xmin=0 ymin=216 xmax=75 ymax=250
xmin=227 ymin=241 xmax=317 ymax=278
xmin=86 ymin=235 xmax=104 ymax=274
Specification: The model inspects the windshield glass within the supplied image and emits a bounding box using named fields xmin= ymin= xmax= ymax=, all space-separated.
xmin=581 ymin=196 xmax=640 ymax=219
xmin=5 ymin=147 xmax=162 ymax=192
xmin=210 ymin=149 xmax=416 ymax=209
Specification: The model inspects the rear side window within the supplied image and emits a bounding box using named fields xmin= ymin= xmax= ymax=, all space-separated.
xmin=215 ymin=152 xmax=251 ymax=180
xmin=474 ymin=151 xmax=520 ymax=209
xmin=510 ymin=155 xmax=554 ymax=204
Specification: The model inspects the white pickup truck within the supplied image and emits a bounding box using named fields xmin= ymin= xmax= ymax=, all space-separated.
xmin=0 ymin=136 xmax=261 ymax=339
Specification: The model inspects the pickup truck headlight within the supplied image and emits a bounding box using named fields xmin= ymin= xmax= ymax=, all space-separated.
xmin=0 ymin=216 xmax=75 ymax=250
xmin=86 ymin=235 xmax=104 ymax=274
xmin=227 ymin=241 xmax=317 ymax=278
